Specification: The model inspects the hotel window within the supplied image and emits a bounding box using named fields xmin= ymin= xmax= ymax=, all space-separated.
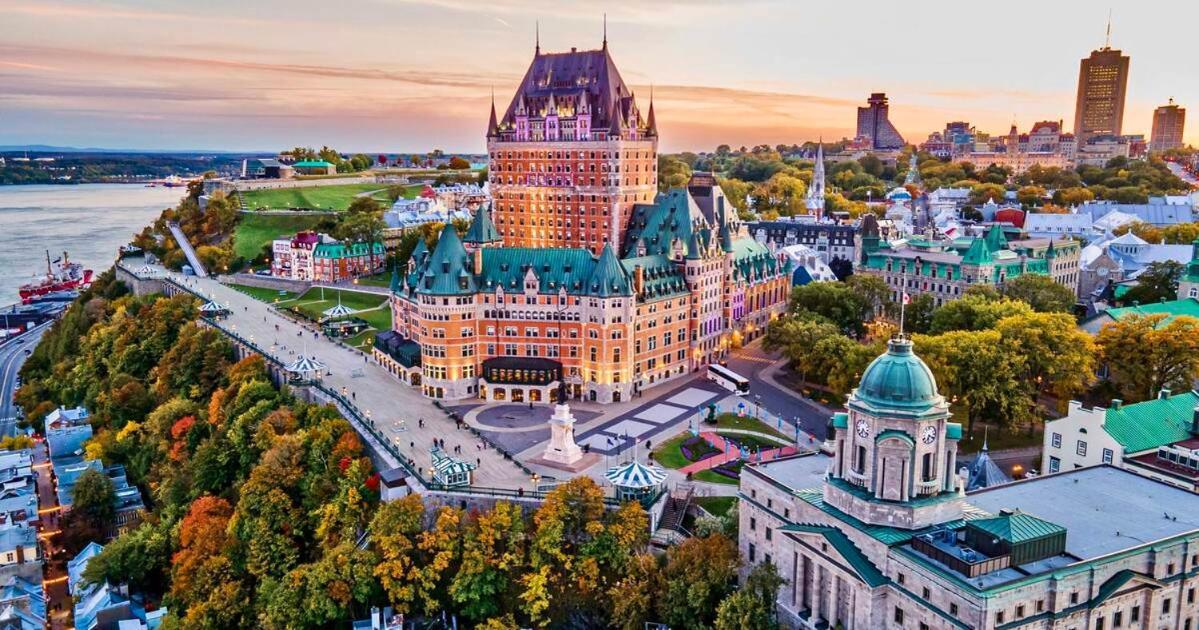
xmin=996 ymin=611 xmax=1005 ymax=624
xmin=893 ymin=608 xmax=904 ymax=624
xmin=1051 ymin=432 xmax=1061 ymax=448
xmin=1076 ymin=440 xmax=1087 ymax=457
xmin=922 ymin=587 xmax=930 ymax=599
xmin=1049 ymin=456 xmax=1060 ymax=473
xmin=1130 ymin=606 xmax=1139 ymax=622
xmin=1113 ymin=610 xmax=1123 ymax=626
xmin=950 ymin=603 xmax=958 ymax=616
xmin=1016 ymin=604 xmax=1025 ymax=618
xmin=1102 ymin=448 xmax=1113 ymax=464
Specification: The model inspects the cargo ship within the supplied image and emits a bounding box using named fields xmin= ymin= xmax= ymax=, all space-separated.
xmin=19 ymin=251 xmax=93 ymax=304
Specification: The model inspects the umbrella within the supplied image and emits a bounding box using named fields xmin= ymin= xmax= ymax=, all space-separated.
xmin=199 ymin=300 xmax=227 ymax=313
xmin=322 ymin=293 xmax=356 ymax=319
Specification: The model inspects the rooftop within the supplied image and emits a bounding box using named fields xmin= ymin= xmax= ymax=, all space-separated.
xmin=967 ymin=466 xmax=1199 ymax=561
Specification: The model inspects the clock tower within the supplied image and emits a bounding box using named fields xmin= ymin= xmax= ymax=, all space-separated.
xmin=826 ymin=338 xmax=964 ymax=530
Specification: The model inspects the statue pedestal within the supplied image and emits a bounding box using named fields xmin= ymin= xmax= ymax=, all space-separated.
xmin=542 ymin=403 xmax=584 ymax=465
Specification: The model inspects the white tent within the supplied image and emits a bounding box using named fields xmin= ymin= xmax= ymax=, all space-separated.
xmin=605 ymin=460 xmax=667 ymax=490
xmin=284 ymin=355 xmax=327 ymax=376
xmin=322 ymin=303 xmax=355 ymax=319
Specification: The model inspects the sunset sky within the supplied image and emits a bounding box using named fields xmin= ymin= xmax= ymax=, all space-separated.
xmin=2 ymin=0 xmax=1196 ymax=153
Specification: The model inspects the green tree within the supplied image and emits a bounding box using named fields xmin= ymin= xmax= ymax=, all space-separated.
xmin=658 ymin=535 xmax=739 ymax=629
xmin=903 ymin=293 xmax=938 ymax=334
xmin=337 ymin=197 xmax=386 ymax=272
xmin=1096 ymin=314 xmax=1199 ymax=402
xmin=762 ymin=317 xmax=841 ymax=384
xmin=930 ymin=294 xmax=1033 ymax=333
xmin=995 ymin=312 xmax=1096 ymax=419
xmin=1002 ymin=275 xmax=1077 ymax=313
xmin=915 ymin=330 xmax=1027 ymax=436
xmin=81 ymin=519 xmax=171 ymax=593
xmin=1121 ymin=261 xmax=1184 ymax=305
xmin=72 ymin=468 xmax=116 ymax=530
xmin=715 ymin=562 xmax=785 ymax=630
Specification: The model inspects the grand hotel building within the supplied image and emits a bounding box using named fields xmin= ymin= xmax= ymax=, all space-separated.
xmin=375 ymin=41 xmax=791 ymax=404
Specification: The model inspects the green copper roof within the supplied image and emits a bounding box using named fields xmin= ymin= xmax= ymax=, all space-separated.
xmin=622 ymin=255 xmax=688 ymax=302
xmin=390 ymin=263 xmax=401 ymax=293
xmin=854 ymin=338 xmax=944 ymax=415
xmin=463 ymin=203 xmax=501 ymax=244
xmin=781 ymin=524 xmax=888 ymax=587
xmin=1103 ymin=390 xmax=1197 ymax=453
xmin=984 ymin=225 xmax=1008 ymax=252
xmin=623 ymin=189 xmax=706 ymax=258
xmin=313 ymin=241 xmax=384 ymax=259
xmin=477 ymin=248 xmax=609 ymax=295
xmin=292 ymin=160 xmax=334 ymax=168
xmin=946 ymin=422 xmax=963 ymax=440
xmin=731 ymin=237 xmax=783 ymax=283
xmin=588 ymin=244 xmax=633 ymax=297
xmin=416 ymin=227 xmax=474 ymax=295
xmin=831 ymin=412 xmax=848 ymax=429
xmin=1097 ymin=298 xmax=1199 ymax=328
xmin=793 ymin=486 xmax=990 ymax=546
xmin=967 ymin=510 xmax=1065 ymax=544
xmin=960 ymin=238 xmax=991 ymax=265
xmin=876 ymin=429 xmax=915 ymax=446
xmin=1186 ymin=240 xmax=1199 ymax=282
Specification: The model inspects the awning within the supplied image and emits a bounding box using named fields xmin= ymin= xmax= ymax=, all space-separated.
xmin=322 ymin=303 xmax=356 ymax=319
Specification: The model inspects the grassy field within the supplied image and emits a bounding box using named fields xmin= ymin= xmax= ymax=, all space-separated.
xmin=651 ymin=434 xmax=693 ymax=469
xmin=289 ymin=287 xmax=389 ymax=320
xmin=241 ymin=183 xmax=387 ymax=211
xmin=240 ymin=183 xmax=422 ymax=211
xmin=693 ymin=468 xmax=739 ymax=485
xmin=233 ymin=213 xmax=327 ymax=263
xmin=227 ymin=283 xmax=299 ymax=303
xmin=694 ymin=496 xmax=737 ymax=517
xmin=713 ymin=413 xmax=792 ymax=441
xmin=354 ymin=272 xmax=393 ymax=288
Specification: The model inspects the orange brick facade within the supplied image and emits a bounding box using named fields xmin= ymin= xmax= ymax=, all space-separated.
xmin=378 ymin=44 xmax=791 ymax=404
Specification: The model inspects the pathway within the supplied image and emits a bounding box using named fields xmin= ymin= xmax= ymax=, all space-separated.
xmin=677 ymin=431 xmax=798 ymax=474
xmin=141 ymin=265 xmax=531 ymax=490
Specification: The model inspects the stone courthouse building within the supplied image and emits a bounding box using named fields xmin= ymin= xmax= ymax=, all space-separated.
xmin=378 ymin=39 xmax=790 ymax=403
xmin=740 ymin=338 xmax=1199 ymax=629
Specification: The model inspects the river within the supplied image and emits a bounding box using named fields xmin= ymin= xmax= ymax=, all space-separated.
xmin=0 ymin=184 xmax=185 ymax=305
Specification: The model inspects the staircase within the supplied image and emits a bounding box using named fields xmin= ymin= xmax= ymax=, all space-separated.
xmin=167 ymin=222 xmax=208 ymax=277
xmin=655 ymin=485 xmax=695 ymax=541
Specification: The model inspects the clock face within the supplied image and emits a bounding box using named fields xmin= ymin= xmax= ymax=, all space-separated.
xmin=921 ymin=426 xmax=937 ymax=444
xmin=856 ymin=420 xmax=870 ymax=439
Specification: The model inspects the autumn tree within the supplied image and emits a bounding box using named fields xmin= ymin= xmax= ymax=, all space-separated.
xmin=370 ymin=493 xmax=426 ymax=614
xmin=929 ymin=293 xmax=1033 ymax=333
xmin=1096 ymin=314 xmax=1199 ymax=402
xmin=915 ymin=330 xmax=1027 ymax=436
xmin=657 ymin=534 xmax=740 ymax=629
xmin=451 ymin=501 xmax=527 ymax=621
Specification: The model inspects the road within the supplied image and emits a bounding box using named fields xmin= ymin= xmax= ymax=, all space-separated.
xmin=724 ymin=341 xmax=838 ymax=440
xmin=0 ymin=322 xmax=51 ymax=437
xmin=1167 ymin=161 xmax=1199 ymax=189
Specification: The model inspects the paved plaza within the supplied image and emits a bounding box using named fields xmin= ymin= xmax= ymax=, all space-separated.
xmin=154 ymin=269 xmax=533 ymax=490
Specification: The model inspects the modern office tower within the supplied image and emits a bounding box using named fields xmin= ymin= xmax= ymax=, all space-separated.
xmin=855 ymin=93 xmax=906 ymax=150
xmin=1150 ymin=98 xmax=1186 ymax=152
xmin=1073 ymin=40 xmax=1130 ymax=144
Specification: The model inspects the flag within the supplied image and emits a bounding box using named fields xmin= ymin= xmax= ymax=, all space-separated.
xmin=902 ymin=292 xmax=911 ymax=305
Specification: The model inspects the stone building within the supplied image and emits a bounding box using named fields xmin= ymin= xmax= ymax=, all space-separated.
xmin=383 ymin=42 xmax=790 ymax=403
xmin=740 ymin=338 xmax=1199 ymax=629
xmin=859 ymin=225 xmax=1081 ymax=305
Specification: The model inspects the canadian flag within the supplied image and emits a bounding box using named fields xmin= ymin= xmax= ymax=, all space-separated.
xmin=902 ymin=292 xmax=911 ymax=305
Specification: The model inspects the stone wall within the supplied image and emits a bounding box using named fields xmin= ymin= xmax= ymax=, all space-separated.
xmin=221 ymin=273 xmax=311 ymax=294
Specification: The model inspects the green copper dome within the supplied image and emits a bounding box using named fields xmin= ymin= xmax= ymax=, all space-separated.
xmin=854 ymin=338 xmax=942 ymax=414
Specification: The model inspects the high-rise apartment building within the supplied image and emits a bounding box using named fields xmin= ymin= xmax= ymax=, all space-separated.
xmin=1073 ymin=46 xmax=1130 ymax=144
xmin=1150 ymin=98 xmax=1186 ymax=152
xmin=855 ymin=93 xmax=906 ymax=150
xmin=486 ymin=39 xmax=658 ymax=253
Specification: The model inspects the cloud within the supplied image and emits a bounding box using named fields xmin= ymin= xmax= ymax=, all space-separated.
xmin=0 ymin=1 xmax=273 ymax=26
xmin=371 ymin=0 xmax=765 ymax=24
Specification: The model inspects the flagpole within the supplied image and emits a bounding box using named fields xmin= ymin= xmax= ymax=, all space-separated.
xmin=899 ymin=270 xmax=907 ymax=339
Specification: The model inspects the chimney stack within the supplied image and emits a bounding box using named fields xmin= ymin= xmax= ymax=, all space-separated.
xmin=1159 ymin=388 xmax=1172 ymax=400
xmin=1111 ymin=399 xmax=1122 ymax=410
xmin=634 ymin=264 xmax=645 ymax=294
xmin=1192 ymin=405 xmax=1199 ymax=436
xmin=473 ymin=248 xmax=483 ymax=275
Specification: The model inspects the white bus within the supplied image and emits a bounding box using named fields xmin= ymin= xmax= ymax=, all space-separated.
xmin=707 ymin=364 xmax=750 ymax=394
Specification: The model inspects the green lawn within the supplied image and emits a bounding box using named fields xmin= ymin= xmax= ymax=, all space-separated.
xmin=651 ymin=434 xmax=693 ymax=470
xmin=694 ymin=496 xmax=737 ymax=517
xmin=354 ymin=272 xmax=394 ymax=288
xmin=241 ymin=183 xmax=388 ymax=211
xmin=712 ymin=413 xmax=792 ymax=441
xmin=290 ymin=288 xmax=389 ymax=320
xmin=693 ymin=468 xmax=739 ymax=485
xmin=227 ymin=283 xmax=299 ymax=304
xmin=233 ymin=213 xmax=326 ymax=262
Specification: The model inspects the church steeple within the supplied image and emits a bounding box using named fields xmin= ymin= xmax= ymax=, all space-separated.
xmin=806 ymin=139 xmax=826 ymax=218
xmin=645 ymin=87 xmax=657 ymax=137
xmin=486 ymin=88 xmax=498 ymax=138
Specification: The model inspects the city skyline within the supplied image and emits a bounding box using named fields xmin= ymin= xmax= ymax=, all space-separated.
xmin=2 ymin=0 xmax=1198 ymax=152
